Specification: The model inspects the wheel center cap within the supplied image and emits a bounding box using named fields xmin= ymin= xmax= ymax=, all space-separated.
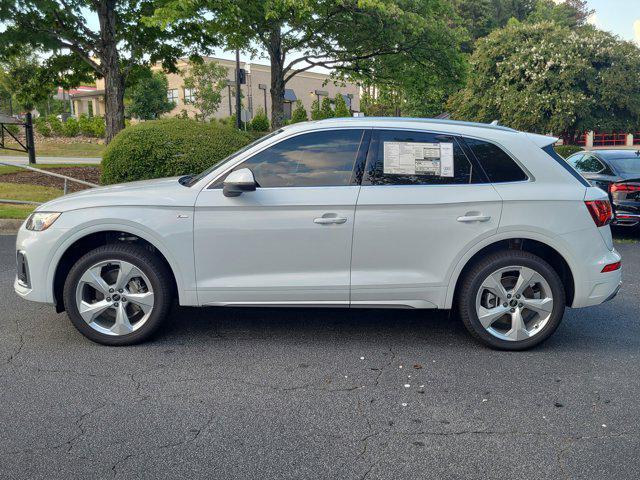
xmin=510 ymin=299 xmax=518 ymax=307
xmin=112 ymin=293 xmax=121 ymax=302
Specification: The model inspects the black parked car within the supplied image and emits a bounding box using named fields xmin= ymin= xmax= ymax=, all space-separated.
xmin=566 ymin=149 xmax=640 ymax=228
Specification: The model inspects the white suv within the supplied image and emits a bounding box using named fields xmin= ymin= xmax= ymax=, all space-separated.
xmin=14 ymin=118 xmax=622 ymax=349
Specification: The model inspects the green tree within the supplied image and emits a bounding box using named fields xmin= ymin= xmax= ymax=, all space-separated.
xmin=447 ymin=21 xmax=640 ymax=143
xmin=0 ymin=0 xmax=216 ymax=142
xmin=310 ymin=99 xmax=322 ymax=121
xmin=182 ymin=60 xmax=228 ymax=121
xmin=320 ymin=97 xmax=334 ymax=119
xmin=126 ymin=71 xmax=175 ymax=120
xmin=527 ymin=0 xmax=594 ymax=27
xmin=152 ymin=0 xmax=465 ymax=128
xmin=0 ymin=52 xmax=54 ymax=111
xmin=333 ymin=94 xmax=350 ymax=117
xmin=249 ymin=108 xmax=270 ymax=132
xmin=290 ymin=100 xmax=308 ymax=123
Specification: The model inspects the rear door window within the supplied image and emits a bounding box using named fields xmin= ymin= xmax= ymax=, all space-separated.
xmin=363 ymin=130 xmax=486 ymax=186
xmin=464 ymin=138 xmax=528 ymax=183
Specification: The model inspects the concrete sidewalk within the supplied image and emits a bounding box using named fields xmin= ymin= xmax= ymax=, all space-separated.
xmin=0 ymin=155 xmax=101 ymax=165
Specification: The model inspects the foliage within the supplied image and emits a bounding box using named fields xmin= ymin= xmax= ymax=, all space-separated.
xmin=34 ymin=116 xmax=51 ymax=137
xmin=46 ymin=115 xmax=63 ymax=135
xmin=310 ymin=100 xmax=322 ymax=121
xmin=360 ymin=91 xmax=401 ymax=117
xmin=555 ymin=145 xmax=583 ymax=158
xmin=290 ymin=100 xmax=308 ymax=123
xmin=0 ymin=51 xmax=55 ymax=111
xmin=320 ymin=98 xmax=334 ymax=119
xmin=333 ymin=94 xmax=350 ymax=118
xmin=126 ymin=71 xmax=175 ymax=120
xmin=153 ymin=0 xmax=466 ymax=128
xmin=182 ymin=60 xmax=228 ymax=121
xmin=0 ymin=0 xmax=216 ymax=141
xmin=61 ymin=117 xmax=79 ymax=137
xmin=101 ymin=118 xmax=252 ymax=184
xmin=78 ymin=114 xmax=106 ymax=137
xmin=447 ymin=21 xmax=640 ymax=141
xmin=249 ymin=109 xmax=270 ymax=132
xmin=527 ymin=0 xmax=593 ymax=28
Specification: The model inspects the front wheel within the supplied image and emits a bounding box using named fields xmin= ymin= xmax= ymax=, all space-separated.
xmin=458 ymin=250 xmax=566 ymax=350
xmin=63 ymin=244 xmax=173 ymax=346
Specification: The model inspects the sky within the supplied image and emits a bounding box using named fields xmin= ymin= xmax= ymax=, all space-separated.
xmin=583 ymin=0 xmax=640 ymax=45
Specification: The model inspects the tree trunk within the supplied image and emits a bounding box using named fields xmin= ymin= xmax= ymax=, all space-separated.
xmin=267 ymin=26 xmax=286 ymax=129
xmin=97 ymin=0 xmax=125 ymax=143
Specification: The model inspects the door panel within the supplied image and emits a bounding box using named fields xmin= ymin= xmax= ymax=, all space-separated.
xmin=194 ymin=187 xmax=359 ymax=305
xmin=350 ymin=129 xmax=502 ymax=309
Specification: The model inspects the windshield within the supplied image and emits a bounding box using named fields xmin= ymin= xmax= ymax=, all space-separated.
xmin=609 ymin=156 xmax=640 ymax=177
xmin=181 ymin=129 xmax=284 ymax=187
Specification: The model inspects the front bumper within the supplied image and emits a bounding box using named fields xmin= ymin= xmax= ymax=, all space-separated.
xmin=13 ymin=224 xmax=68 ymax=305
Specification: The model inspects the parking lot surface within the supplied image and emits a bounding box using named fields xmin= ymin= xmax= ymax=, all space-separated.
xmin=1 ymin=234 xmax=639 ymax=479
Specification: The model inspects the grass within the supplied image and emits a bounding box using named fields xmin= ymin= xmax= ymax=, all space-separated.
xmin=0 ymin=141 xmax=104 ymax=158
xmin=0 ymin=163 xmax=100 ymax=176
xmin=0 ymin=182 xmax=64 ymax=219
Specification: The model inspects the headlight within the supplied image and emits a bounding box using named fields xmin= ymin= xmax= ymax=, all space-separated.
xmin=25 ymin=212 xmax=61 ymax=231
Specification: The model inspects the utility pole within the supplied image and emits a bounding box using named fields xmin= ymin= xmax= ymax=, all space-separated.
xmin=235 ymin=49 xmax=242 ymax=130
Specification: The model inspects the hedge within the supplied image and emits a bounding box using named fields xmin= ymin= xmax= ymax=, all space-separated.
xmin=101 ymin=118 xmax=253 ymax=184
xmin=554 ymin=145 xmax=583 ymax=158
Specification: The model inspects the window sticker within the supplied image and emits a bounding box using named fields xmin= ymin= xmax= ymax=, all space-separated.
xmin=383 ymin=142 xmax=455 ymax=177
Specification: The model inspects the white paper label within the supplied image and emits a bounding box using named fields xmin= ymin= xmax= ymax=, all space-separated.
xmin=383 ymin=142 xmax=455 ymax=177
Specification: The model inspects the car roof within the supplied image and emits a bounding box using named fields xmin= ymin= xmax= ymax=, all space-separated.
xmin=314 ymin=116 xmax=519 ymax=133
xmin=588 ymin=149 xmax=640 ymax=160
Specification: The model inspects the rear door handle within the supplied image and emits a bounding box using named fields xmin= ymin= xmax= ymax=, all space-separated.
xmin=457 ymin=215 xmax=491 ymax=223
xmin=314 ymin=214 xmax=348 ymax=225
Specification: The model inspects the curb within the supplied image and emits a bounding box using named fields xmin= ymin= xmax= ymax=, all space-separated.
xmin=0 ymin=219 xmax=23 ymax=234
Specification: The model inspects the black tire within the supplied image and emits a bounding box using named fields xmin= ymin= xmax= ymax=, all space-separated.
xmin=63 ymin=243 xmax=173 ymax=346
xmin=458 ymin=250 xmax=566 ymax=351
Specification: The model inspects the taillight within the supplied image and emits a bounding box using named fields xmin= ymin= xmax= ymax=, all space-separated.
xmin=610 ymin=183 xmax=640 ymax=193
xmin=584 ymin=200 xmax=613 ymax=227
xmin=601 ymin=261 xmax=621 ymax=273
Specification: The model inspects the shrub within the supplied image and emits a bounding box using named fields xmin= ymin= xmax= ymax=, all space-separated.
xmin=310 ymin=99 xmax=322 ymax=120
xmin=34 ymin=116 xmax=51 ymax=137
xmin=320 ymin=97 xmax=334 ymax=119
xmin=61 ymin=117 xmax=79 ymax=137
xmin=249 ymin=109 xmax=270 ymax=132
xmin=291 ymin=100 xmax=308 ymax=123
xmin=47 ymin=114 xmax=63 ymax=135
xmin=78 ymin=114 xmax=106 ymax=137
xmin=102 ymin=118 xmax=253 ymax=184
xmin=334 ymin=94 xmax=351 ymax=117
xmin=555 ymin=145 xmax=583 ymax=158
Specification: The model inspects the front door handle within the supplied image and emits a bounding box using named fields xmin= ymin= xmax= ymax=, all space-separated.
xmin=457 ymin=215 xmax=491 ymax=223
xmin=314 ymin=214 xmax=348 ymax=225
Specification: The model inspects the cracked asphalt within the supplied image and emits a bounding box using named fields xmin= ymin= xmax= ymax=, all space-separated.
xmin=1 ymin=233 xmax=639 ymax=479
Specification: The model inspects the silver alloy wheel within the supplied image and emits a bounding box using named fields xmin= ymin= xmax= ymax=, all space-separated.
xmin=75 ymin=259 xmax=155 ymax=336
xmin=475 ymin=265 xmax=554 ymax=342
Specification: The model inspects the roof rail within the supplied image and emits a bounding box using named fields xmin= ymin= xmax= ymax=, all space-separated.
xmin=315 ymin=116 xmax=518 ymax=132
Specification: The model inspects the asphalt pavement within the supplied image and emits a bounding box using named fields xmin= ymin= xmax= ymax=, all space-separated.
xmin=1 ymin=234 xmax=639 ymax=479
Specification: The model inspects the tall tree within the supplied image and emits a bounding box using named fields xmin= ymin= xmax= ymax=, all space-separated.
xmin=153 ymin=0 xmax=465 ymax=128
xmin=182 ymin=59 xmax=228 ymax=121
xmin=126 ymin=71 xmax=175 ymax=120
xmin=0 ymin=52 xmax=54 ymax=111
xmin=0 ymin=0 xmax=215 ymax=141
xmin=447 ymin=21 xmax=640 ymax=142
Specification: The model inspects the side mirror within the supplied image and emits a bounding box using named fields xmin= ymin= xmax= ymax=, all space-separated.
xmin=223 ymin=168 xmax=257 ymax=197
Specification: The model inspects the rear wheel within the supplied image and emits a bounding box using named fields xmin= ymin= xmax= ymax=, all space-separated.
xmin=63 ymin=244 xmax=173 ymax=345
xmin=458 ymin=250 xmax=566 ymax=350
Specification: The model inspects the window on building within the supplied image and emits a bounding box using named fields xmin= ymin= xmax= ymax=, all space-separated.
xmin=168 ymin=89 xmax=179 ymax=104
xmin=183 ymin=88 xmax=195 ymax=104
xmin=363 ymin=130 xmax=485 ymax=186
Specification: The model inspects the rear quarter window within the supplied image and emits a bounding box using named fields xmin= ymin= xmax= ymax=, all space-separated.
xmin=464 ymin=138 xmax=528 ymax=183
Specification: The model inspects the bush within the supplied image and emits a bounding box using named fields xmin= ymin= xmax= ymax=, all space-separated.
xmin=61 ymin=117 xmax=79 ymax=137
xmin=334 ymin=94 xmax=350 ymax=117
xmin=555 ymin=145 xmax=583 ymax=158
xmin=102 ymin=118 xmax=253 ymax=184
xmin=78 ymin=114 xmax=106 ymax=137
xmin=291 ymin=100 xmax=308 ymax=123
xmin=47 ymin=114 xmax=63 ymax=136
xmin=35 ymin=116 xmax=51 ymax=137
xmin=249 ymin=109 xmax=270 ymax=132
